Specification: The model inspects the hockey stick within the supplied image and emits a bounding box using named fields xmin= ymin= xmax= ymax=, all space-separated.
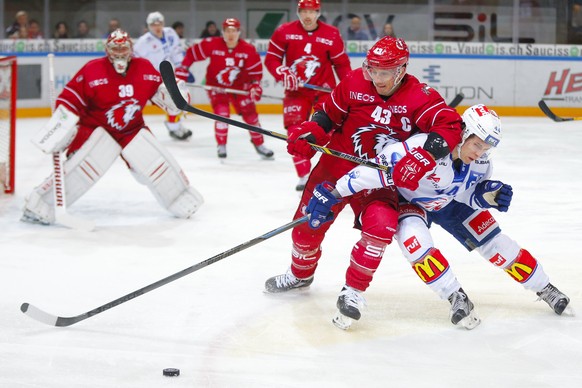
xmin=448 ymin=93 xmax=464 ymax=108
xmin=47 ymin=54 xmax=95 ymax=232
xmin=21 ymin=214 xmax=309 ymax=327
xmin=299 ymin=82 xmax=332 ymax=93
xmin=186 ymin=83 xmax=283 ymax=100
xmin=160 ymin=61 xmax=392 ymax=178
xmin=538 ymin=100 xmax=581 ymax=122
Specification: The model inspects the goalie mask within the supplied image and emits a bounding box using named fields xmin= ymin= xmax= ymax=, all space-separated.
xmin=363 ymin=36 xmax=409 ymax=95
xmin=106 ymin=29 xmax=133 ymax=74
xmin=460 ymin=104 xmax=502 ymax=159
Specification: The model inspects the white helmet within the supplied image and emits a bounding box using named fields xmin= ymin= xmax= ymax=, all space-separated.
xmin=146 ymin=11 xmax=164 ymax=25
xmin=461 ymin=104 xmax=502 ymax=156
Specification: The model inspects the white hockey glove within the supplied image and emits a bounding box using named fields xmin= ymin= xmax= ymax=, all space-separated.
xmin=32 ymin=105 xmax=79 ymax=153
xmin=151 ymin=79 xmax=191 ymax=116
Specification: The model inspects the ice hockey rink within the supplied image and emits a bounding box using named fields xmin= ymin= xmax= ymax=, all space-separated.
xmin=1 ymin=113 xmax=581 ymax=388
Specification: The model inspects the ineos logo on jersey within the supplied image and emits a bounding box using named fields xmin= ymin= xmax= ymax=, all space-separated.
xmin=387 ymin=105 xmax=407 ymax=114
xmin=89 ymin=78 xmax=108 ymax=87
xmin=143 ymin=74 xmax=160 ymax=82
xmin=349 ymin=91 xmax=375 ymax=103
xmin=212 ymin=50 xmax=226 ymax=56
xmin=316 ymin=37 xmax=333 ymax=46
xmin=286 ymin=34 xmax=303 ymax=40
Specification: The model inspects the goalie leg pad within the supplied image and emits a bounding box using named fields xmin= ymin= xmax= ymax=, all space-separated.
xmin=121 ymin=129 xmax=203 ymax=218
xmin=23 ymin=127 xmax=121 ymax=223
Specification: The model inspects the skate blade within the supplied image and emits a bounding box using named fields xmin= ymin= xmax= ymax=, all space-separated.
xmin=561 ymin=305 xmax=576 ymax=317
xmin=459 ymin=311 xmax=481 ymax=330
xmin=332 ymin=311 xmax=353 ymax=330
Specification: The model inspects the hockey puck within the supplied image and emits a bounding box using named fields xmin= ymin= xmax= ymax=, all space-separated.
xmin=163 ymin=368 xmax=180 ymax=377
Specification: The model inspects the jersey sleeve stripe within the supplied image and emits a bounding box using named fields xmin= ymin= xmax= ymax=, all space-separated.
xmin=415 ymin=101 xmax=445 ymax=125
xmin=247 ymin=62 xmax=261 ymax=70
xmin=268 ymin=40 xmax=284 ymax=52
xmin=56 ymin=98 xmax=80 ymax=114
xmin=429 ymin=108 xmax=455 ymax=126
xmin=330 ymin=93 xmax=348 ymax=114
xmin=330 ymin=50 xmax=346 ymax=60
xmin=266 ymin=51 xmax=283 ymax=60
xmin=63 ymin=86 xmax=87 ymax=107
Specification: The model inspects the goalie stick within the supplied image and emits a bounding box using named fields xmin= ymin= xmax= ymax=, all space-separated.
xmin=160 ymin=61 xmax=393 ymax=180
xmin=21 ymin=214 xmax=309 ymax=327
xmin=538 ymin=100 xmax=581 ymax=122
xmin=47 ymin=54 xmax=95 ymax=232
xmin=448 ymin=93 xmax=464 ymax=108
xmin=186 ymin=83 xmax=283 ymax=100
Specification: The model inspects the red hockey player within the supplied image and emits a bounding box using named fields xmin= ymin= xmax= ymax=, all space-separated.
xmin=264 ymin=36 xmax=463 ymax=329
xmin=264 ymin=0 xmax=351 ymax=190
xmin=176 ymin=18 xmax=274 ymax=160
xmin=22 ymin=29 xmax=204 ymax=225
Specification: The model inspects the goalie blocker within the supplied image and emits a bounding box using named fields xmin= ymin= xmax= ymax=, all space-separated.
xmin=23 ymin=127 xmax=203 ymax=225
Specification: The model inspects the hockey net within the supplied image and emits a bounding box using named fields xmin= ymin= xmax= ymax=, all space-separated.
xmin=0 ymin=56 xmax=17 ymax=194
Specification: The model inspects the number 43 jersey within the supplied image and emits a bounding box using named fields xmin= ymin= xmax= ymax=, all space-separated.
xmin=318 ymin=68 xmax=462 ymax=173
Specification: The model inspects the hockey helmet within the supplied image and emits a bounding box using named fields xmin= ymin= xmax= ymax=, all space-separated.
xmin=462 ymin=104 xmax=502 ymax=148
xmin=146 ymin=11 xmax=164 ymax=25
xmin=363 ymin=37 xmax=409 ymax=91
xmin=223 ymin=18 xmax=241 ymax=31
xmin=106 ymin=29 xmax=133 ymax=74
xmin=298 ymin=0 xmax=321 ymax=11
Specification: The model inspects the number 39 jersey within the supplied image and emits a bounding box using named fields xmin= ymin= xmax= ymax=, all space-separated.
xmin=56 ymin=57 xmax=162 ymax=136
xmin=318 ymin=68 xmax=462 ymax=172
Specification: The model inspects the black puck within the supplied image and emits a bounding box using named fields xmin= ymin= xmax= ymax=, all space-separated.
xmin=163 ymin=368 xmax=180 ymax=377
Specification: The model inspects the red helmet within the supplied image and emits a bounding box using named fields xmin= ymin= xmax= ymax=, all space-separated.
xmin=365 ymin=36 xmax=409 ymax=69
xmin=223 ymin=18 xmax=241 ymax=30
xmin=106 ymin=29 xmax=133 ymax=74
xmin=298 ymin=0 xmax=321 ymax=11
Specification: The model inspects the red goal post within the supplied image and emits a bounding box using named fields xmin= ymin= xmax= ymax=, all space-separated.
xmin=0 ymin=56 xmax=17 ymax=194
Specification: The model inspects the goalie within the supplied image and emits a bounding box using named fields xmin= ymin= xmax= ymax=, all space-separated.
xmin=22 ymin=29 xmax=204 ymax=225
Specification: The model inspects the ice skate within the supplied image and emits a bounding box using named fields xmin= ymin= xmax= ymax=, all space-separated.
xmin=332 ymin=286 xmax=366 ymax=330
xmin=448 ymin=288 xmax=481 ymax=330
xmin=165 ymin=121 xmax=192 ymax=141
xmin=254 ymin=144 xmax=274 ymax=160
xmin=296 ymin=175 xmax=309 ymax=191
xmin=537 ymin=283 xmax=571 ymax=315
xmin=217 ymin=145 xmax=227 ymax=159
xmin=264 ymin=268 xmax=313 ymax=293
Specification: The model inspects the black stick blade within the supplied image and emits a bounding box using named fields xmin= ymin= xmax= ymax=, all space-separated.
xmin=538 ymin=100 xmax=573 ymax=122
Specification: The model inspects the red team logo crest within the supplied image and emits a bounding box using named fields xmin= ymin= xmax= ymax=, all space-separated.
xmin=290 ymin=55 xmax=321 ymax=83
xmin=215 ymin=67 xmax=241 ymax=86
xmin=105 ymin=99 xmax=141 ymax=131
xmin=351 ymin=125 xmax=398 ymax=160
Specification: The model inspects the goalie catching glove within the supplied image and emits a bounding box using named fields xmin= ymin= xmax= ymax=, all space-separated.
xmin=287 ymin=121 xmax=330 ymax=159
xmin=32 ymin=105 xmax=79 ymax=154
xmin=306 ymin=182 xmax=339 ymax=229
xmin=392 ymin=147 xmax=436 ymax=191
xmin=151 ymin=79 xmax=191 ymax=116
xmin=473 ymin=180 xmax=513 ymax=212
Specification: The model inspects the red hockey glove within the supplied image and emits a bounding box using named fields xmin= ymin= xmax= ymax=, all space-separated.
xmin=287 ymin=121 xmax=330 ymax=159
xmin=249 ymin=83 xmax=263 ymax=102
xmin=392 ymin=147 xmax=436 ymax=191
xmin=275 ymin=66 xmax=299 ymax=91
xmin=175 ymin=65 xmax=190 ymax=82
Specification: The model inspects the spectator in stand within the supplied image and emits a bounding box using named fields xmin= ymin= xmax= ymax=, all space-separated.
xmin=6 ymin=10 xmax=29 ymax=38
xmin=53 ymin=21 xmax=70 ymax=39
xmin=172 ymin=21 xmax=185 ymax=38
xmin=103 ymin=18 xmax=121 ymax=38
xmin=346 ymin=16 xmax=369 ymax=40
xmin=75 ymin=20 xmax=93 ymax=39
xmin=28 ymin=19 xmax=43 ymax=39
xmin=380 ymin=22 xmax=396 ymax=38
xmin=200 ymin=21 xmax=221 ymax=38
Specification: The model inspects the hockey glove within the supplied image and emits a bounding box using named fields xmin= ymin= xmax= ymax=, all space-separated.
xmin=392 ymin=147 xmax=436 ymax=191
xmin=249 ymin=83 xmax=263 ymax=102
xmin=306 ymin=182 xmax=339 ymax=229
xmin=175 ymin=65 xmax=190 ymax=82
xmin=473 ymin=180 xmax=513 ymax=212
xmin=287 ymin=121 xmax=330 ymax=159
xmin=275 ymin=66 xmax=299 ymax=91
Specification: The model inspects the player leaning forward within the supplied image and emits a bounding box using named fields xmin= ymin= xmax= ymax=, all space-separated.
xmin=309 ymin=104 xmax=571 ymax=329
xmin=22 ymin=29 xmax=203 ymax=225
xmin=265 ymin=37 xmax=463 ymax=327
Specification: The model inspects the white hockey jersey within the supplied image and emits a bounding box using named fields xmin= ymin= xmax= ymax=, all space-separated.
xmin=335 ymin=133 xmax=493 ymax=212
xmin=133 ymin=27 xmax=184 ymax=69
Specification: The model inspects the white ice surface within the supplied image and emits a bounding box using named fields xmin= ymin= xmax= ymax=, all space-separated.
xmin=1 ymin=114 xmax=581 ymax=388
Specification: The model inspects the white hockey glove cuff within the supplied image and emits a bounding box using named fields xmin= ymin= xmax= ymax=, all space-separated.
xmin=32 ymin=105 xmax=79 ymax=154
